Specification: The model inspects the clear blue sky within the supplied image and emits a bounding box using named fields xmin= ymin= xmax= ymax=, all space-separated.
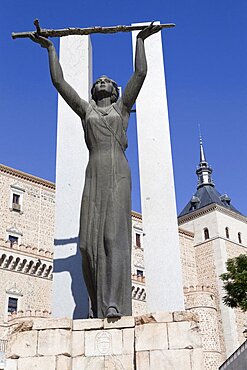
xmin=0 ymin=1 xmax=246 ymax=215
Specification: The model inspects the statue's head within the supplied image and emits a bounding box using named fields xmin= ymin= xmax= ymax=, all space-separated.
xmin=91 ymin=75 xmax=119 ymax=103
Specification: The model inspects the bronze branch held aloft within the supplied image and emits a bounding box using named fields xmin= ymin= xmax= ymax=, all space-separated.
xmin=12 ymin=19 xmax=175 ymax=39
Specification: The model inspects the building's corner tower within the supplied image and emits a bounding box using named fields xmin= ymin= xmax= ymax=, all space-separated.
xmin=184 ymin=285 xmax=222 ymax=370
xmin=178 ymin=139 xmax=247 ymax=363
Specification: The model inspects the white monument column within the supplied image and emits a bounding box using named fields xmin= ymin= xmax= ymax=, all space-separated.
xmin=132 ymin=23 xmax=184 ymax=311
xmin=52 ymin=36 xmax=92 ymax=318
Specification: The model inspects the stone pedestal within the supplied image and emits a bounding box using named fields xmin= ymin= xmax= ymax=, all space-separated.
xmin=5 ymin=312 xmax=205 ymax=369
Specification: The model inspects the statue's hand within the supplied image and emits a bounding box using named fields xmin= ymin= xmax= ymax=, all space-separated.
xmin=29 ymin=33 xmax=53 ymax=49
xmin=137 ymin=22 xmax=162 ymax=41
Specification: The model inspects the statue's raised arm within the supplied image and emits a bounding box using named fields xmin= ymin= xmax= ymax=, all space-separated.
xmin=29 ymin=34 xmax=89 ymax=120
xmin=120 ymin=23 xmax=162 ymax=113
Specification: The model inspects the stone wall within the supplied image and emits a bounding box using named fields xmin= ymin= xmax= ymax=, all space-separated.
xmin=184 ymin=286 xmax=222 ymax=369
xmin=179 ymin=206 xmax=247 ymax=360
xmin=179 ymin=228 xmax=197 ymax=287
xmin=0 ymin=165 xmax=55 ymax=343
xmin=0 ymin=164 xmax=55 ymax=252
xmin=5 ymin=311 xmax=204 ymax=370
xmin=0 ymin=269 xmax=52 ymax=325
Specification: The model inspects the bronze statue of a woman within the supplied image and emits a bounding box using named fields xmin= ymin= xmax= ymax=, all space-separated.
xmin=30 ymin=24 xmax=161 ymax=318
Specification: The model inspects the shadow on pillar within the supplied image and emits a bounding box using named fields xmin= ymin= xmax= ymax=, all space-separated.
xmin=53 ymin=236 xmax=89 ymax=319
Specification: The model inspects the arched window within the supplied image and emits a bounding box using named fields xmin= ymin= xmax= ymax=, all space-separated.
xmin=204 ymin=228 xmax=210 ymax=240
xmin=238 ymin=232 xmax=242 ymax=244
xmin=225 ymin=227 xmax=230 ymax=239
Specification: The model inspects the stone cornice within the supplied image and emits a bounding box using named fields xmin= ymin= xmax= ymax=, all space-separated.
xmin=132 ymin=210 xmax=142 ymax=220
xmin=192 ymin=236 xmax=247 ymax=249
xmin=132 ymin=211 xmax=142 ymax=220
xmin=178 ymin=204 xmax=247 ymax=225
xmin=0 ymin=163 xmax=55 ymax=190
xmin=178 ymin=228 xmax=194 ymax=238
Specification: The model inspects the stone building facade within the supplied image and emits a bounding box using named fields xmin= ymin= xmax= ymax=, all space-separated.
xmin=0 ymin=164 xmax=55 ymax=345
xmin=177 ymin=140 xmax=247 ymax=369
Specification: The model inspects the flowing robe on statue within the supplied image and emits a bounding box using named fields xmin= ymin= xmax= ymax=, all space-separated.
xmin=79 ymin=100 xmax=132 ymax=318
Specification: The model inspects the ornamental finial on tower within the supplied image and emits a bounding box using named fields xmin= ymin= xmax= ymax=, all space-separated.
xmin=199 ymin=136 xmax=206 ymax=162
xmin=196 ymin=135 xmax=214 ymax=189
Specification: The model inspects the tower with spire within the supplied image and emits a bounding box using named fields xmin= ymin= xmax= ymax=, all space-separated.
xmin=196 ymin=137 xmax=214 ymax=188
xmin=178 ymin=139 xmax=247 ymax=367
xmin=179 ymin=138 xmax=241 ymax=217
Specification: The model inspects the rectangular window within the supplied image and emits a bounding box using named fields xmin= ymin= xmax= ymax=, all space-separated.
xmin=137 ymin=269 xmax=143 ymax=277
xmin=12 ymin=194 xmax=20 ymax=204
xmin=12 ymin=194 xmax=21 ymax=212
xmin=136 ymin=233 xmax=141 ymax=248
xmin=8 ymin=235 xmax=18 ymax=247
xmin=8 ymin=297 xmax=18 ymax=313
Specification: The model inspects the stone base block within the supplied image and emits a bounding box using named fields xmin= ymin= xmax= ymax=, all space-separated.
xmin=5 ymin=311 xmax=205 ymax=369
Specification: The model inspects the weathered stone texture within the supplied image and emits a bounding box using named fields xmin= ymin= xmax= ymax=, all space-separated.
xmin=0 ymin=167 xmax=55 ymax=252
xmin=0 ymin=166 xmax=54 ymax=341
xmin=193 ymin=241 xmax=226 ymax=364
xmin=185 ymin=289 xmax=221 ymax=353
xmin=104 ymin=316 xmax=135 ymax=329
xmin=132 ymin=299 xmax=147 ymax=316
xmin=149 ymin=349 xmax=191 ymax=370
xmin=33 ymin=317 xmax=71 ymax=330
xmin=72 ymin=355 xmax=105 ymax=369
xmin=5 ymin=313 xmax=205 ymax=369
xmin=190 ymin=348 xmax=205 ymax=370
xmin=71 ymin=330 xmax=85 ymax=357
xmin=85 ymin=329 xmax=122 ymax=357
xmin=135 ymin=323 xmax=168 ymax=351
xmin=0 ymin=270 xmax=52 ymax=322
xmin=105 ymin=354 xmax=134 ymax=369
xmin=195 ymin=241 xmax=217 ymax=288
xmin=234 ymin=307 xmax=247 ymax=346
xmin=7 ymin=330 xmax=37 ymax=358
xmin=56 ymin=355 xmax=71 ymax=369
xmin=204 ymin=352 xmax=223 ymax=370
xmin=5 ymin=359 xmax=17 ymax=370
xmin=38 ymin=329 xmax=71 ymax=356
xmin=179 ymin=230 xmax=198 ymax=287
xmin=18 ymin=356 xmax=56 ymax=370
xmin=167 ymin=321 xmax=201 ymax=349
xmin=73 ymin=318 xmax=103 ymax=331
xmin=136 ymin=350 xmax=150 ymax=370
xmin=122 ymin=328 xmax=134 ymax=354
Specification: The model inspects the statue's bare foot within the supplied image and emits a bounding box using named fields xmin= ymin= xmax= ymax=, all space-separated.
xmin=106 ymin=307 xmax=121 ymax=318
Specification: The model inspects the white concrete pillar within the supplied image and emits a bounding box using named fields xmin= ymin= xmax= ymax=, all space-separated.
xmin=132 ymin=22 xmax=184 ymax=311
xmin=52 ymin=36 xmax=92 ymax=318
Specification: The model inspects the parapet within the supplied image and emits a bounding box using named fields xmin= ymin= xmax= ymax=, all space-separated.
xmin=8 ymin=309 xmax=51 ymax=322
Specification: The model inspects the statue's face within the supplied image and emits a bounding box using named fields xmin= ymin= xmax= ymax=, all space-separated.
xmin=94 ymin=76 xmax=113 ymax=98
